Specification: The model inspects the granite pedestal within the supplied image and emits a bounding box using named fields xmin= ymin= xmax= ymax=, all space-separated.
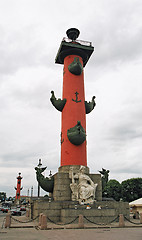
xmin=31 ymin=165 xmax=129 ymax=224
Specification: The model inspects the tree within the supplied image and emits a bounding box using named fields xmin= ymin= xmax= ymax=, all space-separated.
xmin=103 ymin=179 xmax=121 ymax=201
xmin=121 ymin=178 xmax=142 ymax=202
xmin=0 ymin=192 xmax=6 ymax=202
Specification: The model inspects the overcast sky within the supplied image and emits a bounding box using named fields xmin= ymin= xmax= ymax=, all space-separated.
xmin=0 ymin=0 xmax=142 ymax=197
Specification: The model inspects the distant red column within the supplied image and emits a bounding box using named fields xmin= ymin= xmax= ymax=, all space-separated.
xmin=15 ymin=173 xmax=22 ymax=200
xmin=61 ymin=55 xmax=87 ymax=166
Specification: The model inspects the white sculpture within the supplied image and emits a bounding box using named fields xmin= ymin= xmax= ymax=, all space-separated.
xmin=69 ymin=166 xmax=98 ymax=204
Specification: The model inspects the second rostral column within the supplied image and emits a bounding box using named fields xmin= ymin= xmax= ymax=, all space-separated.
xmin=51 ymin=28 xmax=95 ymax=167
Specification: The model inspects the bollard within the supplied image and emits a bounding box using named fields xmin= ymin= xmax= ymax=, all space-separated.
xmin=5 ymin=212 xmax=11 ymax=228
xmin=140 ymin=213 xmax=142 ymax=224
xmin=40 ymin=214 xmax=47 ymax=230
xmin=135 ymin=211 xmax=139 ymax=219
xmin=26 ymin=208 xmax=30 ymax=218
xmin=119 ymin=214 xmax=125 ymax=227
xmin=39 ymin=213 xmax=43 ymax=226
xmin=78 ymin=214 xmax=84 ymax=228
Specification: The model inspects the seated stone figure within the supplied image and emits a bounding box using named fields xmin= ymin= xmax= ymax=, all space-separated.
xmin=69 ymin=166 xmax=98 ymax=204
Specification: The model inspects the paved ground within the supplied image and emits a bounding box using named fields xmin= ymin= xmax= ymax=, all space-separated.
xmin=0 ymin=213 xmax=142 ymax=240
xmin=0 ymin=227 xmax=142 ymax=240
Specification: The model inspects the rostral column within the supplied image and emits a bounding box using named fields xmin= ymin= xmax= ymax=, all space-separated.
xmin=15 ymin=172 xmax=23 ymax=201
xmin=50 ymin=28 xmax=95 ymax=167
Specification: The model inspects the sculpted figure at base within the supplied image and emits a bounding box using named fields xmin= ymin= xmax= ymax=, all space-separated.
xmin=69 ymin=166 xmax=98 ymax=204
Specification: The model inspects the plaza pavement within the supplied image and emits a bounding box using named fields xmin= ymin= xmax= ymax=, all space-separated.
xmin=0 ymin=214 xmax=142 ymax=240
xmin=0 ymin=226 xmax=142 ymax=240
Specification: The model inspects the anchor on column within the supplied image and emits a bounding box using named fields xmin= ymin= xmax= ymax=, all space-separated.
xmin=72 ymin=92 xmax=81 ymax=103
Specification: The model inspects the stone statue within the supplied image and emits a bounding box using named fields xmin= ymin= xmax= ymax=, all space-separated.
xmin=99 ymin=168 xmax=109 ymax=190
xmin=35 ymin=167 xmax=54 ymax=193
xmin=69 ymin=166 xmax=98 ymax=204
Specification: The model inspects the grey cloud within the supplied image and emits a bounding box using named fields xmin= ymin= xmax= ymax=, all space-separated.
xmin=0 ymin=25 xmax=53 ymax=77
xmin=92 ymin=30 xmax=142 ymax=70
xmin=84 ymin=2 xmax=142 ymax=69
xmin=112 ymin=161 xmax=142 ymax=175
xmin=104 ymin=103 xmax=142 ymax=144
xmin=1 ymin=151 xmax=36 ymax=168
xmin=0 ymin=149 xmax=59 ymax=170
xmin=10 ymin=84 xmax=52 ymax=110
xmin=109 ymin=124 xmax=142 ymax=142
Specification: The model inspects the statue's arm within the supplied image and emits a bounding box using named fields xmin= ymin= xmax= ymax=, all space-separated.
xmin=86 ymin=176 xmax=95 ymax=187
xmin=74 ymin=173 xmax=79 ymax=180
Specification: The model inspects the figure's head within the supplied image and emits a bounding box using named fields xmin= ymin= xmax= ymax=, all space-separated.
xmin=79 ymin=165 xmax=86 ymax=173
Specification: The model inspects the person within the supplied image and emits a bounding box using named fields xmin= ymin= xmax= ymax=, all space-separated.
xmin=73 ymin=166 xmax=98 ymax=204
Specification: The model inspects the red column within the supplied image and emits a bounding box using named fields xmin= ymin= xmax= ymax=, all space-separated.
xmin=15 ymin=173 xmax=22 ymax=200
xmin=61 ymin=55 xmax=87 ymax=166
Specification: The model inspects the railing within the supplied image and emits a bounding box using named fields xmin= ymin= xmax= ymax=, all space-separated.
xmin=46 ymin=215 xmax=79 ymax=226
xmin=62 ymin=37 xmax=92 ymax=47
xmin=3 ymin=213 xmax=142 ymax=229
xmin=124 ymin=216 xmax=142 ymax=225
xmin=11 ymin=214 xmax=39 ymax=223
xmin=83 ymin=215 xmax=119 ymax=226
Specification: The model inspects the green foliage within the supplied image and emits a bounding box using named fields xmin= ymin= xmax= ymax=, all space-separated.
xmin=121 ymin=178 xmax=142 ymax=202
xmin=103 ymin=179 xmax=121 ymax=201
xmin=103 ymin=177 xmax=142 ymax=202
xmin=0 ymin=192 xmax=6 ymax=201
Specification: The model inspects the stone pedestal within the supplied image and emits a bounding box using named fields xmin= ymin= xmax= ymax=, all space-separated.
xmin=32 ymin=166 xmax=129 ymax=225
xmin=53 ymin=172 xmax=71 ymax=201
xmin=32 ymin=199 xmax=130 ymax=224
xmin=53 ymin=165 xmax=102 ymax=201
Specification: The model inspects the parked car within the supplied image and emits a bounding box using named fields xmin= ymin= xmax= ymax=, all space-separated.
xmin=20 ymin=207 xmax=26 ymax=211
xmin=22 ymin=200 xmax=28 ymax=205
xmin=2 ymin=207 xmax=9 ymax=213
xmin=11 ymin=208 xmax=21 ymax=216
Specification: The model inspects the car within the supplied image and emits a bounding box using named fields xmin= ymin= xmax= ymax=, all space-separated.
xmin=11 ymin=208 xmax=21 ymax=216
xmin=21 ymin=200 xmax=28 ymax=205
xmin=20 ymin=207 xmax=26 ymax=211
xmin=2 ymin=207 xmax=9 ymax=213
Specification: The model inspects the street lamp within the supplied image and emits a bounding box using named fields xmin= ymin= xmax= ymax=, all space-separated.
xmin=37 ymin=159 xmax=42 ymax=197
xmin=31 ymin=186 xmax=33 ymax=198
